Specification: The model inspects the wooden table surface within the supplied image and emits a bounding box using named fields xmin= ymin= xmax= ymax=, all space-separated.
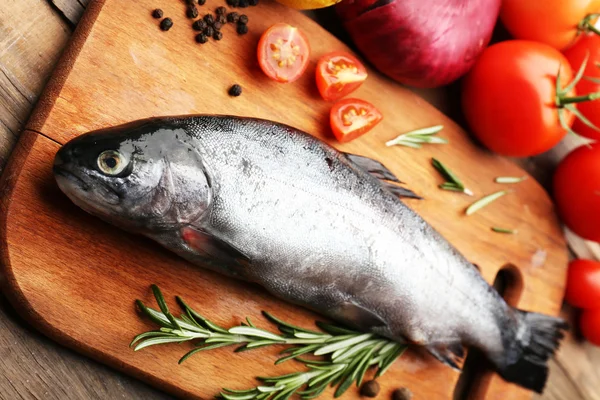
xmin=1 ymin=1 xmax=599 ymax=399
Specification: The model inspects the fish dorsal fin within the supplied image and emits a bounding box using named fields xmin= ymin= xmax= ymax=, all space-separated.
xmin=181 ymin=226 xmax=251 ymax=266
xmin=344 ymin=153 xmax=401 ymax=182
xmin=335 ymin=301 xmax=388 ymax=330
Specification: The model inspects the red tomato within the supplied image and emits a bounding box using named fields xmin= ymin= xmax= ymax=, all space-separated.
xmin=316 ymin=52 xmax=368 ymax=101
xmin=500 ymin=0 xmax=600 ymax=50
xmin=330 ymin=98 xmax=382 ymax=143
xmin=257 ymin=23 xmax=310 ymax=83
xmin=565 ymin=259 xmax=600 ymax=308
xmin=580 ymin=308 xmax=600 ymax=346
xmin=462 ymin=40 xmax=574 ymax=157
xmin=553 ymin=143 xmax=600 ymax=241
xmin=563 ymin=33 xmax=600 ymax=140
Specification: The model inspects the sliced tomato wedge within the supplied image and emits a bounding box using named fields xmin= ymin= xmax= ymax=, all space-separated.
xmin=330 ymin=98 xmax=382 ymax=143
xmin=257 ymin=23 xmax=310 ymax=83
xmin=316 ymin=51 xmax=368 ymax=101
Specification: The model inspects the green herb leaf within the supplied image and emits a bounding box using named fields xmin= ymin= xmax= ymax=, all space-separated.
xmin=495 ymin=176 xmax=527 ymax=184
xmin=491 ymin=227 xmax=517 ymax=234
xmin=385 ymin=125 xmax=446 ymax=148
xmin=432 ymin=158 xmax=473 ymax=196
xmin=465 ymin=190 xmax=510 ymax=216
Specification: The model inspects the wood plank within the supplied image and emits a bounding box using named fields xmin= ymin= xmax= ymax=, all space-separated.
xmin=47 ymin=0 xmax=89 ymax=27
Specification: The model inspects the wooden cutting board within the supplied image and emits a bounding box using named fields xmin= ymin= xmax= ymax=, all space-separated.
xmin=0 ymin=0 xmax=568 ymax=399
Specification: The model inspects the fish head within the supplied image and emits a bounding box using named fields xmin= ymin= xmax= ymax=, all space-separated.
xmin=53 ymin=119 xmax=212 ymax=233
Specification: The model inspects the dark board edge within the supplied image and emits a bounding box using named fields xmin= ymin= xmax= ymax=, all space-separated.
xmin=27 ymin=0 xmax=108 ymax=133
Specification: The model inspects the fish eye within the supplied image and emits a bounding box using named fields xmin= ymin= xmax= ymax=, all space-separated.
xmin=97 ymin=150 xmax=128 ymax=176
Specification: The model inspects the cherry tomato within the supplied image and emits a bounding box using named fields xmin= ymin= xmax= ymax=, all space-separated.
xmin=462 ymin=40 xmax=574 ymax=157
xmin=580 ymin=308 xmax=600 ymax=346
xmin=500 ymin=0 xmax=600 ymax=50
xmin=553 ymin=142 xmax=600 ymax=242
xmin=330 ymin=98 xmax=382 ymax=143
xmin=565 ymin=259 xmax=600 ymax=308
xmin=564 ymin=33 xmax=600 ymax=140
xmin=257 ymin=23 xmax=310 ymax=83
xmin=316 ymin=52 xmax=368 ymax=101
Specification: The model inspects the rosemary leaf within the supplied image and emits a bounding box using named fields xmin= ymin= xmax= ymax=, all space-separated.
xmin=228 ymin=327 xmax=285 ymax=341
xmin=386 ymin=125 xmax=446 ymax=148
xmin=179 ymin=342 xmax=234 ymax=363
xmin=495 ymin=176 xmax=527 ymax=184
xmin=465 ymin=190 xmax=510 ymax=216
xmin=431 ymin=158 xmax=472 ymax=195
xmin=491 ymin=227 xmax=517 ymax=234
xmin=314 ymin=333 xmax=373 ymax=356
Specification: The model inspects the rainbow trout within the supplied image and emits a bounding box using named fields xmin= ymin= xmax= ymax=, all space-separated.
xmin=53 ymin=115 xmax=566 ymax=393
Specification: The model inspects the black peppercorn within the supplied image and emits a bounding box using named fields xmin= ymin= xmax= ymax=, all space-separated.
xmin=152 ymin=9 xmax=163 ymax=18
xmin=238 ymin=0 xmax=249 ymax=8
xmin=226 ymin=0 xmax=239 ymax=6
xmin=228 ymin=84 xmax=242 ymax=97
xmin=186 ymin=5 xmax=198 ymax=18
xmin=236 ymin=23 xmax=248 ymax=35
xmin=391 ymin=388 xmax=412 ymax=400
xmin=249 ymin=0 xmax=258 ymax=5
xmin=227 ymin=12 xmax=239 ymax=23
xmin=159 ymin=18 xmax=173 ymax=31
xmin=360 ymin=380 xmax=380 ymax=398
xmin=204 ymin=26 xmax=214 ymax=36
xmin=238 ymin=14 xmax=248 ymax=24
xmin=216 ymin=6 xmax=227 ymax=15
xmin=195 ymin=33 xmax=208 ymax=43
xmin=213 ymin=31 xmax=223 ymax=40
xmin=186 ymin=0 xmax=195 ymax=4
xmin=213 ymin=21 xmax=222 ymax=30
xmin=192 ymin=19 xmax=207 ymax=31
xmin=217 ymin=14 xmax=227 ymax=24
xmin=203 ymin=14 xmax=214 ymax=24
xmin=198 ymin=0 xmax=206 ymax=4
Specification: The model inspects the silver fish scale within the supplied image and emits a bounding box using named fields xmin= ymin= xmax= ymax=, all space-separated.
xmin=166 ymin=116 xmax=507 ymax=354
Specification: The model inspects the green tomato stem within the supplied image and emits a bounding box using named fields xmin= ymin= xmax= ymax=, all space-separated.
xmin=579 ymin=13 xmax=600 ymax=37
xmin=559 ymin=91 xmax=600 ymax=105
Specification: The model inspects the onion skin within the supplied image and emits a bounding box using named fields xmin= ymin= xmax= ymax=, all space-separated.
xmin=336 ymin=0 xmax=502 ymax=88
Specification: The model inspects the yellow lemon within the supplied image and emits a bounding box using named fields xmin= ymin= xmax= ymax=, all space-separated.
xmin=275 ymin=0 xmax=341 ymax=10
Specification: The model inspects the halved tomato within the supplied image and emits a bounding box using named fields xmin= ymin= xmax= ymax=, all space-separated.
xmin=330 ymin=98 xmax=382 ymax=143
xmin=316 ymin=51 xmax=368 ymax=101
xmin=257 ymin=23 xmax=310 ymax=83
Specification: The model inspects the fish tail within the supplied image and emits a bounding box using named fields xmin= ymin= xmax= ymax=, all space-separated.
xmin=495 ymin=310 xmax=568 ymax=393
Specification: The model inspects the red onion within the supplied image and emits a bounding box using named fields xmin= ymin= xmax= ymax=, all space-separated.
xmin=336 ymin=0 xmax=501 ymax=88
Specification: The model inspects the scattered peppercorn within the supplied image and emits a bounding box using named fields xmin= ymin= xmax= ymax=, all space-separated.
xmin=238 ymin=14 xmax=248 ymax=24
xmin=236 ymin=23 xmax=248 ymax=35
xmin=204 ymin=26 xmax=214 ymax=36
xmin=213 ymin=31 xmax=223 ymax=41
xmin=249 ymin=0 xmax=259 ymax=5
xmin=213 ymin=21 xmax=223 ymax=30
xmin=216 ymin=14 xmax=227 ymax=24
xmin=360 ymin=380 xmax=380 ymax=398
xmin=216 ymin=6 xmax=227 ymax=15
xmin=195 ymin=33 xmax=209 ymax=43
xmin=228 ymin=84 xmax=242 ymax=97
xmin=226 ymin=0 xmax=239 ymax=7
xmin=391 ymin=388 xmax=412 ymax=400
xmin=159 ymin=17 xmax=173 ymax=31
xmin=203 ymin=14 xmax=214 ymax=24
xmin=152 ymin=9 xmax=163 ymax=18
xmin=238 ymin=0 xmax=249 ymax=8
xmin=198 ymin=0 xmax=206 ymax=4
xmin=186 ymin=5 xmax=199 ymax=18
xmin=226 ymin=12 xmax=238 ymax=23
xmin=192 ymin=19 xmax=207 ymax=31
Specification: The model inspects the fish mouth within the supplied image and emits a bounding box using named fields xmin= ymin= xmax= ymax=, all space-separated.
xmin=54 ymin=164 xmax=91 ymax=192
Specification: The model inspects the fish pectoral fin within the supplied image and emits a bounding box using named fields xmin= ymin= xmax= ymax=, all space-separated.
xmin=380 ymin=181 xmax=422 ymax=200
xmin=426 ymin=342 xmax=465 ymax=371
xmin=336 ymin=301 xmax=388 ymax=330
xmin=344 ymin=153 xmax=402 ymax=183
xmin=181 ymin=226 xmax=251 ymax=265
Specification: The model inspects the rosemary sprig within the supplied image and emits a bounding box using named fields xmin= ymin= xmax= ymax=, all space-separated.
xmin=385 ymin=125 xmax=447 ymax=148
xmin=431 ymin=158 xmax=473 ymax=196
xmin=465 ymin=190 xmax=510 ymax=216
xmin=495 ymin=176 xmax=527 ymax=184
xmin=132 ymin=285 xmax=406 ymax=399
xmin=491 ymin=227 xmax=517 ymax=234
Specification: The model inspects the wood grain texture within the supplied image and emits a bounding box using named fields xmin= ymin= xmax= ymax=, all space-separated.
xmin=0 ymin=0 xmax=570 ymax=399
